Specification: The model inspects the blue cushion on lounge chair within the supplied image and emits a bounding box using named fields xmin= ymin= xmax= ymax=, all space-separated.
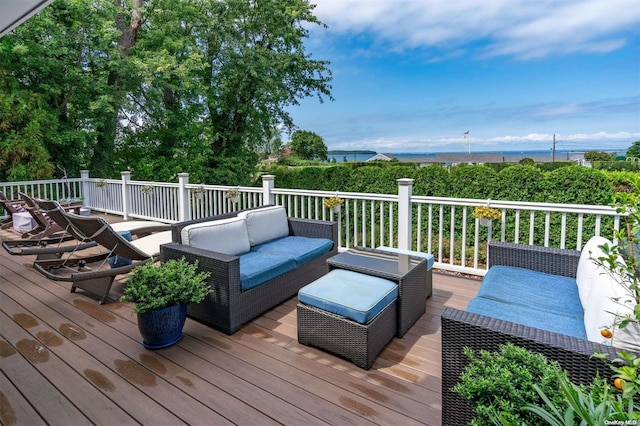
xmin=477 ymin=265 xmax=583 ymax=319
xmin=238 ymin=251 xmax=297 ymax=291
xmin=298 ymin=269 xmax=398 ymax=324
xmin=251 ymin=236 xmax=334 ymax=266
xmin=108 ymin=231 xmax=132 ymax=268
xmin=467 ymin=296 xmax=587 ymax=340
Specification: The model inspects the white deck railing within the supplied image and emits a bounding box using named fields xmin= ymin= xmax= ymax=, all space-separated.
xmin=1 ymin=171 xmax=623 ymax=276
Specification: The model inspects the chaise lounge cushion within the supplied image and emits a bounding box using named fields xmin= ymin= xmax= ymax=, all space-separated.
xmin=477 ymin=265 xmax=584 ymax=319
xmin=238 ymin=206 xmax=289 ymax=246
xmin=298 ymin=269 xmax=398 ymax=324
xmin=251 ymin=236 xmax=334 ymax=265
xmin=466 ymin=297 xmax=587 ymax=339
xmin=238 ymin=251 xmax=297 ymax=291
xmin=181 ymin=217 xmax=250 ymax=256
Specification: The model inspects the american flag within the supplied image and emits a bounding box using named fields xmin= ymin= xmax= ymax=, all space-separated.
xmin=463 ymin=131 xmax=469 ymax=136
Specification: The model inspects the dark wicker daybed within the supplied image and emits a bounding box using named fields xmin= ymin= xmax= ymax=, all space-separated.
xmin=161 ymin=207 xmax=338 ymax=335
xmin=441 ymin=241 xmax=628 ymax=426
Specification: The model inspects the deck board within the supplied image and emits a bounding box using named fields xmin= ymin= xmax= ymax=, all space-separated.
xmin=0 ymin=222 xmax=481 ymax=425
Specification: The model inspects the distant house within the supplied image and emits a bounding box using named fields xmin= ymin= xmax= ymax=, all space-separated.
xmin=366 ymin=153 xmax=396 ymax=162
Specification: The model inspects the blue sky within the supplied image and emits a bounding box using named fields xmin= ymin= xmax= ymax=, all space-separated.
xmin=287 ymin=0 xmax=640 ymax=154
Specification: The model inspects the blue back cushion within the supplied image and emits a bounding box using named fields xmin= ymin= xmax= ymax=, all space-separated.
xmin=108 ymin=230 xmax=132 ymax=268
xmin=298 ymin=269 xmax=398 ymax=324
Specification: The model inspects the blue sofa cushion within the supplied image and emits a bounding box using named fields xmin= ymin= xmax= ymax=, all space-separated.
xmin=467 ymin=296 xmax=587 ymax=340
xmin=252 ymin=236 xmax=334 ymax=266
xmin=478 ymin=266 xmax=583 ymax=319
xmin=238 ymin=251 xmax=297 ymax=291
xmin=298 ymin=269 xmax=398 ymax=324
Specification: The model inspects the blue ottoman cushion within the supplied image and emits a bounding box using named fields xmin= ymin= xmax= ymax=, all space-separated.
xmin=239 ymin=251 xmax=297 ymax=291
xmin=298 ymin=269 xmax=398 ymax=324
xmin=467 ymin=296 xmax=587 ymax=340
xmin=252 ymin=236 xmax=334 ymax=266
xmin=478 ymin=265 xmax=583 ymax=319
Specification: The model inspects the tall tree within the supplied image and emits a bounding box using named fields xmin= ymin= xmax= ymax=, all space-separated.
xmin=1 ymin=0 xmax=332 ymax=184
xmin=120 ymin=0 xmax=332 ymax=184
xmin=289 ymin=130 xmax=328 ymax=160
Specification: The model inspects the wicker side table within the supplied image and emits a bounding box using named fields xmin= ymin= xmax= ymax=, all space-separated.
xmin=327 ymin=247 xmax=428 ymax=337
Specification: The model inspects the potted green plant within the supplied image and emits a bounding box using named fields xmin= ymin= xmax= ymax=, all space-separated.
xmin=323 ymin=196 xmax=344 ymax=214
xmin=225 ymin=187 xmax=240 ymax=204
xmin=120 ymin=257 xmax=211 ymax=349
xmin=473 ymin=205 xmax=501 ymax=226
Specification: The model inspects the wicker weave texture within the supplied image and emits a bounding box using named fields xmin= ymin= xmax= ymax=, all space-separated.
xmin=297 ymin=301 xmax=397 ymax=369
xmin=161 ymin=214 xmax=338 ymax=335
xmin=489 ymin=241 xmax=581 ymax=277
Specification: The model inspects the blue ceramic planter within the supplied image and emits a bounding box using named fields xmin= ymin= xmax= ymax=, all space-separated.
xmin=137 ymin=303 xmax=187 ymax=349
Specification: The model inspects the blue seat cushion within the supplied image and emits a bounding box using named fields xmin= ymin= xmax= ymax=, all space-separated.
xmin=478 ymin=266 xmax=583 ymax=319
xmin=467 ymin=296 xmax=587 ymax=340
xmin=238 ymin=251 xmax=297 ymax=291
xmin=108 ymin=230 xmax=132 ymax=268
xmin=298 ymin=269 xmax=398 ymax=324
xmin=252 ymin=236 xmax=334 ymax=266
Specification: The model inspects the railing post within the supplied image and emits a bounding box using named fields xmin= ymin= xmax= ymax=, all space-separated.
xmin=397 ymin=178 xmax=414 ymax=251
xmin=80 ymin=170 xmax=90 ymax=207
xmin=262 ymin=174 xmax=275 ymax=206
xmin=178 ymin=173 xmax=190 ymax=222
xmin=121 ymin=171 xmax=131 ymax=220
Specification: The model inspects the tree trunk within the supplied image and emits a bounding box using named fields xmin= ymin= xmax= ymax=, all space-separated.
xmin=91 ymin=0 xmax=143 ymax=177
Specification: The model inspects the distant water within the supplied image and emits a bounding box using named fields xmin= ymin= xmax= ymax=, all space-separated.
xmin=328 ymin=149 xmax=619 ymax=163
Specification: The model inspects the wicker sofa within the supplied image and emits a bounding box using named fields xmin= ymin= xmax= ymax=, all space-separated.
xmin=441 ymin=240 xmax=637 ymax=426
xmin=160 ymin=206 xmax=338 ymax=335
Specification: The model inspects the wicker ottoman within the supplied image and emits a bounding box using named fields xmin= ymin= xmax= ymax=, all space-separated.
xmin=297 ymin=269 xmax=398 ymax=369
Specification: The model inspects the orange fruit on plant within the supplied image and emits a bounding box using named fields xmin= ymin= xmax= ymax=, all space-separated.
xmin=600 ymin=329 xmax=613 ymax=338
xmin=614 ymin=378 xmax=625 ymax=390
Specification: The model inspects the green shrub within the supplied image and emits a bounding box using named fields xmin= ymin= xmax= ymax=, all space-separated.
xmin=453 ymin=343 xmax=565 ymax=426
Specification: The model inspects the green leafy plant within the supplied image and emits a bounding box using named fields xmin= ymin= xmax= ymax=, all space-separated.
xmin=225 ymin=188 xmax=240 ymax=200
xmin=525 ymin=352 xmax=640 ymax=425
xmin=120 ymin=258 xmax=211 ymax=314
xmin=453 ymin=343 xmax=565 ymax=426
xmin=592 ymin=192 xmax=640 ymax=336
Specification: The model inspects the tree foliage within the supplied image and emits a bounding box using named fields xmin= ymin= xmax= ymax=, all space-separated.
xmin=0 ymin=0 xmax=332 ymax=184
xmin=627 ymin=141 xmax=640 ymax=158
xmin=288 ymin=130 xmax=328 ymax=161
xmin=584 ymin=150 xmax=614 ymax=162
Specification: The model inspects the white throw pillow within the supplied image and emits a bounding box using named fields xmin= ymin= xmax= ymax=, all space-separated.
xmin=237 ymin=206 xmax=289 ymax=246
xmin=576 ymin=236 xmax=611 ymax=308
xmin=181 ymin=217 xmax=250 ymax=256
xmin=583 ymin=263 xmax=630 ymax=344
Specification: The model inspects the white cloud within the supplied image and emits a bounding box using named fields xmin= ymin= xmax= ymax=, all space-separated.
xmin=311 ymin=0 xmax=640 ymax=60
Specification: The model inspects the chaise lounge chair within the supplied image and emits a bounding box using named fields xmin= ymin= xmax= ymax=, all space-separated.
xmin=18 ymin=192 xmax=85 ymax=240
xmin=0 ymin=191 xmax=27 ymax=230
xmin=33 ymin=211 xmax=172 ymax=304
xmin=2 ymin=199 xmax=171 ymax=260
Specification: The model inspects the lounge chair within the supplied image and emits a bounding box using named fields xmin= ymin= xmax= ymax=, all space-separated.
xmin=0 ymin=191 xmax=27 ymax=230
xmin=18 ymin=192 xmax=70 ymax=239
xmin=2 ymin=199 xmax=171 ymax=260
xmin=33 ymin=211 xmax=172 ymax=304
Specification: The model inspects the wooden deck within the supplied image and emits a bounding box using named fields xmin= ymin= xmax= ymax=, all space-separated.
xmin=0 ymin=219 xmax=481 ymax=426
